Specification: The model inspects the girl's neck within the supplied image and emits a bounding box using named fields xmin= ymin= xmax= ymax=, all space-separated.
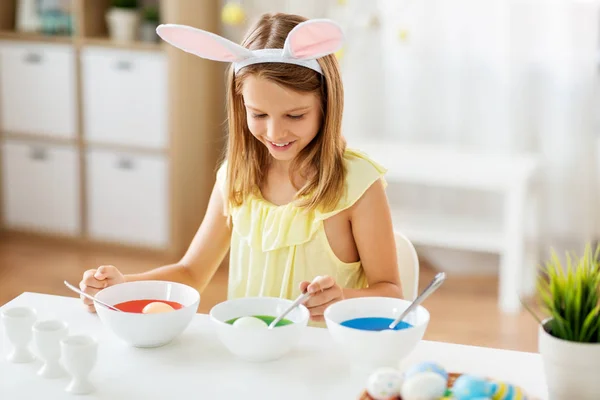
xmin=267 ymin=158 xmax=309 ymax=191
xmin=270 ymin=159 xmax=292 ymax=175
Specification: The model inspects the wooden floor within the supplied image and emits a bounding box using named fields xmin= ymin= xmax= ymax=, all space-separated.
xmin=0 ymin=233 xmax=541 ymax=353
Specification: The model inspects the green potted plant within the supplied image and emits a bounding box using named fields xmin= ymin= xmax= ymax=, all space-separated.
xmin=106 ymin=0 xmax=140 ymax=42
xmin=527 ymin=244 xmax=600 ymax=400
xmin=140 ymin=6 xmax=159 ymax=43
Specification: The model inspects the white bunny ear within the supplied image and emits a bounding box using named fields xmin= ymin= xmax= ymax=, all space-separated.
xmin=283 ymin=19 xmax=344 ymax=60
xmin=156 ymin=24 xmax=253 ymax=62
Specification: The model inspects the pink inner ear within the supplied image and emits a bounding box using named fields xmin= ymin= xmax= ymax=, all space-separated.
xmin=158 ymin=26 xmax=242 ymax=61
xmin=289 ymin=22 xmax=343 ymax=58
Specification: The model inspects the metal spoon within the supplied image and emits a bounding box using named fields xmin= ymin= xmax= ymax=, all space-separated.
xmin=63 ymin=280 xmax=123 ymax=312
xmin=268 ymin=275 xmax=322 ymax=329
xmin=388 ymin=272 xmax=446 ymax=330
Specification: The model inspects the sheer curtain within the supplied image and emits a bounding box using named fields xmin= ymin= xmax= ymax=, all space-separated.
xmin=341 ymin=0 xmax=600 ymax=258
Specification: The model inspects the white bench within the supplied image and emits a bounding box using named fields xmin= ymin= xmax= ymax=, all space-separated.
xmin=351 ymin=140 xmax=540 ymax=314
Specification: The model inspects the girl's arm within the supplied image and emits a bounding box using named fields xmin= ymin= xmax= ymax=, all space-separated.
xmin=300 ymin=179 xmax=403 ymax=321
xmin=125 ymin=182 xmax=232 ymax=292
xmin=343 ymin=178 xmax=403 ymax=299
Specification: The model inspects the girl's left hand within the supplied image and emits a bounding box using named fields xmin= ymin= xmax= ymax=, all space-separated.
xmin=299 ymin=275 xmax=344 ymax=322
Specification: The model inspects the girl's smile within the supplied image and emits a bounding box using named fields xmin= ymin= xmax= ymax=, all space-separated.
xmin=242 ymin=75 xmax=321 ymax=163
xmin=267 ymin=140 xmax=296 ymax=151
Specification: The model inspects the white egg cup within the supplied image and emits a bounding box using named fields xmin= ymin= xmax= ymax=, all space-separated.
xmin=33 ymin=319 xmax=69 ymax=378
xmin=1 ymin=306 xmax=37 ymax=363
xmin=60 ymin=334 xmax=98 ymax=395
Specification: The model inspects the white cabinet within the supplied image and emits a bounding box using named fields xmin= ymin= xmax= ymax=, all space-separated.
xmin=81 ymin=47 xmax=168 ymax=149
xmin=86 ymin=148 xmax=169 ymax=248
xmin=1 ymin=139 xmax=80 ymax=235
xmin=0 ymin=42 xmax=76 ymax=138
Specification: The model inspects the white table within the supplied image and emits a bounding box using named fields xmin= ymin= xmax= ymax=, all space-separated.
xmin=1 ymin=293 xmax=548 ymax=400
xmin=349 ymin=140 xmax=541 ymax=314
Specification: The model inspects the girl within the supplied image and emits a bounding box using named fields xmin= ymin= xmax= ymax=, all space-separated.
xmin=79 ymin=12 xmax=402 ymax=324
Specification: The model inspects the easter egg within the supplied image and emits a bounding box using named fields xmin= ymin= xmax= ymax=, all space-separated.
xmin=142 ymin=301 xmax=175 ymax=314
xmin=232 ymin=316 xmax=268 ymax=329
xmin=221 ymin=3 xmax=245 ymax=26
xmin=404 ymin=361 xmax=448 ymax=381
xmin=489 ymin=381 xmax=529 ymax=400
xmin=452 ymin=375 xmax=494 ymax=400
xmin=366 ymin=367 xmax=404 ymax=400
xmin=401 ymin=371 xmax=447 ymax=400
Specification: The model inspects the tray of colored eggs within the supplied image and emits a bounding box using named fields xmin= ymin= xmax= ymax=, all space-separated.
xmin=359 ymin=362 xmax=536 ymax=400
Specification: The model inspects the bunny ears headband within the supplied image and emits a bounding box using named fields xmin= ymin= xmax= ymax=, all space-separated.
xmin=155 ymin=19 xmax=344 ymax=75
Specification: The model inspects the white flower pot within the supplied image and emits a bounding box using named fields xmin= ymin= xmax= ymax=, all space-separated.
xmin=538 ymin=318 xmax=600 ymax=400
xmin=106 ymin=8 xmax=140 ymax=42
xmin=140 ymin=22 xmax=158 ymax=43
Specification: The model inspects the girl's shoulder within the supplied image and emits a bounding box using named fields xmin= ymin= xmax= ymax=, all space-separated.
xmin=215 ymin=159 xmax=228 ymax=197
xmin=318 ymin=147 xmax=388 ymax=218
xmin=342 ymin=147 xmax=387 ymax=187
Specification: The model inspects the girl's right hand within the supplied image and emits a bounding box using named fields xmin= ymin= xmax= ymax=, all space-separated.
xmin=79 ymin=265 xmax=125 ymax=312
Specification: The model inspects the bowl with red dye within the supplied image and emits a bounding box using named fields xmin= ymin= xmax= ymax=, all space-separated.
xmin=94 ymin=280 xmax=200 ymax=348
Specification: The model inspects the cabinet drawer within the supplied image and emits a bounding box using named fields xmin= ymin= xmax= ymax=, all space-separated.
xmin=1 ymin=140 xmax=80 ymax=235
xmin=0 ymin=42 xmax=76 ymax=138
xmin=86 ymin=148 xmax=169 ymax=248
xmin=81 ymin=47 xmax=168 ymax=149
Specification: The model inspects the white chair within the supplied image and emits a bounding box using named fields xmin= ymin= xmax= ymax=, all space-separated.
xmin=395 ymin=231 xmax=420 ymax=301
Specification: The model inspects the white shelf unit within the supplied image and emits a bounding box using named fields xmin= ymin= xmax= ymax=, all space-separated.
xmin=350 ymin=140 xmax=541 ymax=314
xmin=80 ymin=46 xmax=168 ymax=150
xmin=1 ymin=139 xmax=80 ymax=236
xmin=0 ymin=41 xmax=77 ymax=139
xmin=0 ymin=0 xmax=224 ymax=257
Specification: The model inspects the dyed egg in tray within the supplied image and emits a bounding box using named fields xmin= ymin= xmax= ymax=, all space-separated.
xmin=358 ymin=361 xmax=537 ymax=400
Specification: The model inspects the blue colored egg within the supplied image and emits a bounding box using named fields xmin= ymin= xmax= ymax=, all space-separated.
xmin=404 ymin=361 xmax=448 ymax=381
xmin=452 ymin=375 xmax=494 ymax=400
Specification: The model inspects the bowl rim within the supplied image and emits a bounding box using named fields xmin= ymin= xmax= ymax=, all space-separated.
xmin=209 ymin=296 xmax=310 ymax=328
xmin=94 ymin=280 xmax=201 ymax=313
xmin=323 ymin=296 xmax=430 ymax=331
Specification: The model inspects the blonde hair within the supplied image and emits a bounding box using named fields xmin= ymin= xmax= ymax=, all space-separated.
xmin=222 ymin=12 xmax=346 ymax=213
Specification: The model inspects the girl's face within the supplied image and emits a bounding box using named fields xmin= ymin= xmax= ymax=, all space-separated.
xmin=242 ymin=75 xmax=322 ymax=163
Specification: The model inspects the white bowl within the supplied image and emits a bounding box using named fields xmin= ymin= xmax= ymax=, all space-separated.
xmin=94 ymin=280 xmax=200 ymax=348
xmin=324 ymin=297 xmax=429 ymax=371
xmin=209 ymin=297 xmax=309 ymax=362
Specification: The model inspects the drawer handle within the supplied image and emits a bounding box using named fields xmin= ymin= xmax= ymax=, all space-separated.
xmin=23 ymin=53 xmax=43 ymax=64
xmin=29 ymin=147 xmax=48 ymax=161
xmin=114 ymin=60 xmax=133 ymax=71
xmin=116 ymin=158 xmax=135 ymax=170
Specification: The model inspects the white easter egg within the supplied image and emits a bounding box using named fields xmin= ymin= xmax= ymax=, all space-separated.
xmin=401 ymin=372 xmax=447 ymax=400
xmin=142 ymin=302 xmax=175 ymax=314
xmin=232 ymin=316 xmax=268 ymax=329
xmin=366 ymin=368 xmax=404 ymax=400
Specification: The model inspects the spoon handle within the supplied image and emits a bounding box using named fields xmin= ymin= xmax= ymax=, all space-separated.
xmin=63 ymin=280 xmax=123 ymax=312
xmin=268 ymin=275 xmax=323 ymax=329
xmin=268 ymin=291 xmax=311 ymax=329
xmin=388 ymin=272 xmax=446 ymax=330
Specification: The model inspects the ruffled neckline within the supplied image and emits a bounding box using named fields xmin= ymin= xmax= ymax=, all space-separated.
xmin=227 ymin=148 xmax=387 ymax=252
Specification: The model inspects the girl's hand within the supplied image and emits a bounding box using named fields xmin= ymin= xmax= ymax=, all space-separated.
xmin=299 ymin=275 xmax=344 ymax=322
xmin=79 ymin=265 xmax=125 ymax=313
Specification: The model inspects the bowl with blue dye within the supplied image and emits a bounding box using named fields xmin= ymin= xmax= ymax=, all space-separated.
xmin=324 ymin=297 xmax=429 ymax=371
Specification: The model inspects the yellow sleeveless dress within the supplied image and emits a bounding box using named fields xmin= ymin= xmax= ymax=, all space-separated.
xmin=216 ymin=148 xmax=387 ymax=320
